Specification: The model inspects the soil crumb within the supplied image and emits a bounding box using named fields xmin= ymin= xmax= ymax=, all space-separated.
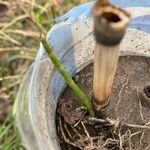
xmin=56 ymin=56 xmax=150 ymax=150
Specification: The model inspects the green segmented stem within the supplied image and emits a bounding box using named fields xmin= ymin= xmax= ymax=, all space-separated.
xmin=41 ymin=38 xmax=95 ymax=116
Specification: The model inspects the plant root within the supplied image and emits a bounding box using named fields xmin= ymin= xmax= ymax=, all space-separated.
xmin=59 ymin=115 xmax=150 ymax=150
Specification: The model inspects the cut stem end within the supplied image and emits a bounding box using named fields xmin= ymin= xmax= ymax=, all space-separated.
xmin=93 ymin=2 xmax=131 ymax=46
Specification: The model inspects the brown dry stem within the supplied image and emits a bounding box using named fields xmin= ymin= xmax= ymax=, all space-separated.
xmin=92 ymin=1 xmax=131 ymax=110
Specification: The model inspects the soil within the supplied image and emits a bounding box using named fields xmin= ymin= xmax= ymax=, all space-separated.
xmin=56 ymin=56 xmax=150 ymax=150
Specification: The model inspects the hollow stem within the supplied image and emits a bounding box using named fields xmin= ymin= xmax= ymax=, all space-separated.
xmin=41 ymin=38 xmax=95 ymax=116
xmin=92 ymin=1 xmax=130 ymax=110
xmin=93 ymin=44 xmax=119 ymax=109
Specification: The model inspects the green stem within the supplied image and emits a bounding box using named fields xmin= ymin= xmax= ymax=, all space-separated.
xmin=41 ymin=38 xmax=95 ymax=116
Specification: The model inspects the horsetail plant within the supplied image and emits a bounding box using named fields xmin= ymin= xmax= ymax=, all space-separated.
xmin=92 ymin=0 xmax=131 ymax=111
xmin=41 ymin=38 xmax=95 ymax=116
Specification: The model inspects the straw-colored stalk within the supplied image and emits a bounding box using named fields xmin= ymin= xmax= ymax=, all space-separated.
xmin=92 ymin=0 xmax=130 ymax=111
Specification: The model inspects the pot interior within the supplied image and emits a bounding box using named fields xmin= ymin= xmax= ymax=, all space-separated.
xmin=56 ymin=55 xmax=150 ymax=150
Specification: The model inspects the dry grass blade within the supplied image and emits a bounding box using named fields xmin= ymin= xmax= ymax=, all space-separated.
xmin=0 ymin=23 xmax=9 ymax=28
xmin=31 ymin=0 xmax=35 ymax=11
xmin=0 ymin=75 xmax=22 ymax=82
xmin=0 ymin=47 xmax=35 ymax=53
xmin=52 ymin=0 xmax=65 ymax=6
xmin=8 ymin=54 xmax=35 ymax=62
xmin=6 ymin=29 xmax=40 ymax=38
xmin=1 ymin=14 xmax=28 ymax=32
xmin=0 ymin=32 xmax=21 ymax=45
xmin=18 ymin=7 xmax=47 ymax=34
xmin=20 ymin=0 xmax=47 ymax=12
xmin=0 ymin=79 xmax=21 ymax=93
xmin=29 ymin=19 xmax=47 ymax=34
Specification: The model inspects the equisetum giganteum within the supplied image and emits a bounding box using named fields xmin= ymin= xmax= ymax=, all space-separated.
xmin=92 ymin=0 xmax=131 ymax=111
